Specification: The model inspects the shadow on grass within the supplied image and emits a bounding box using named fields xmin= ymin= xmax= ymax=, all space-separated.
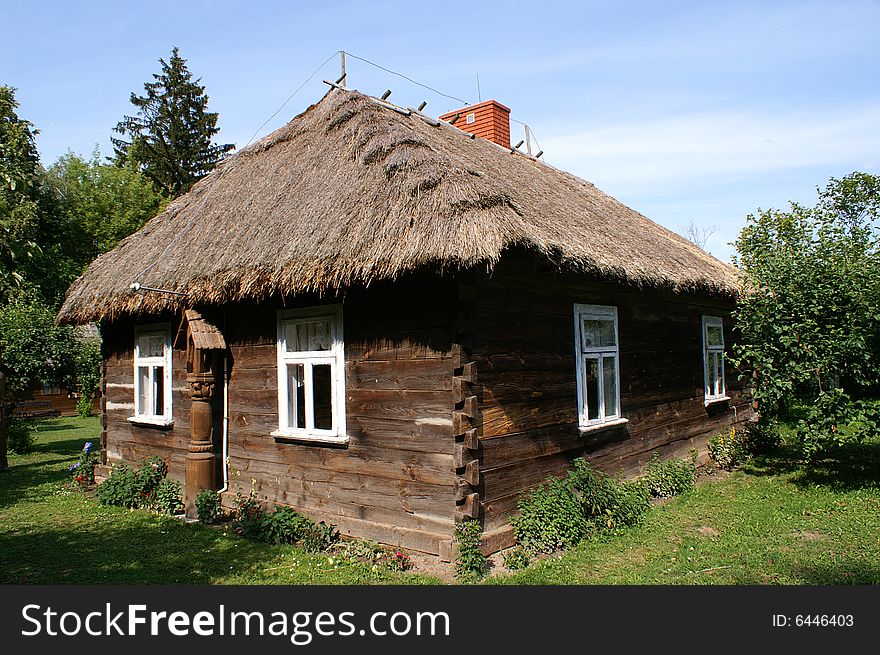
xmin=0 ymin=457 xmax=73 ymax=509
xmin=743 ymin=439 xmax=880 ymax=492
xmin=789 ymin=561 xmax=880 ymax=585
xmin=31 ymin=436 xmax=97 ymax=457
xmin=0 ymin=519 xmax=275 ymax=584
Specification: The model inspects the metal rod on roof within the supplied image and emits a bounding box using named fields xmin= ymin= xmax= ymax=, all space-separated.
xmin=339 ymin=51 xmax=346 ymax=86
xmin=524 ymin=125 xmax=532 ymax=155
xmin=381 ymin=90 xmax=392 ymax=100
xmin=417 ymin=101 xmax=427 ymax=111
xmin=323 ymin=79 xmax=348 ymax=91
xmin=511 ymin=140 xmax=524 ymax=153
xmin=535 ymin=150 xmax=544 ymax=159
xmin=129 ymin=282 xmax=187 ymax=297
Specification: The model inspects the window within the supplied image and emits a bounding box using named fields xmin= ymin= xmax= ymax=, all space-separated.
xmin=702 ymin=315 xmax=727 ymax=404
xmin=131 ymin=324 xmax=172 ymax=426
xmin=574 ymin=304 xmax=624 ymax=429
xmin=273 ymin=305 xmax=347 ymax=444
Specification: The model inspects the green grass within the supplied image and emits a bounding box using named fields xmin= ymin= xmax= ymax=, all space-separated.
xmin=3 ymin=417 xmax=879 ymax=585
xmin=0 ymin=417 xmax=438 ymax=584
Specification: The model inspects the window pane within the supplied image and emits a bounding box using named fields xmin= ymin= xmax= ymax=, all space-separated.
xmin=285 ymin=318 xmax=332 ymax=352
xmin=602 ymin=355 xmax=617 ymax=418
xmin=583 ymin=318 xmax=615 ymax=349
xmin=707 ymin=353 xmax=719 ymax=396
xmin=715 ymin=353 xmax=724 ymax=395
xmin=138 ymin=334 xmax=165 ymax=358
xmin=137 ymin=366 xmax=149 ymax=415
xmin=312 ymin=364 xmax=333 ymax=430
xmin=287 ymin=364 xmax=306 ymax=429
xmin=585 ymin=357 xmax=599 ymax=420
xmin=706 ymin=324 xmax=723 ymax=347
xmin=153 ymin=366 xmax=164 ymax=415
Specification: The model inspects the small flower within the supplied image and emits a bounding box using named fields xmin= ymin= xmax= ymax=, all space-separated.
xmin=83 ymin=442 xmax=93 ymax=454
xmin=68 ymin=462 xmax=80 ymax=472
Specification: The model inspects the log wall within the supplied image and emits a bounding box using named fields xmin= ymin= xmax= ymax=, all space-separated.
xmin=459 ymin=255 xmax=753 ymax=540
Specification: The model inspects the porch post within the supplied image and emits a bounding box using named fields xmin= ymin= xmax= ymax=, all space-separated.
xmin=185 ymin=359 xmax=216 ymax=517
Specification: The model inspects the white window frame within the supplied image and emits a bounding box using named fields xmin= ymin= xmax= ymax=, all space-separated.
xmin=574 ymin=304 xmax=626 ymax=431
xmin=129 ymin=323 xmax=173 ymax=427
xmin=702 ymin=315 xmax=728 ymax=405
xmin=272 ymin=304 xmax=347 ymax=445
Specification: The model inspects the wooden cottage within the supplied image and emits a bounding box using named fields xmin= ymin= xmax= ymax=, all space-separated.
xmin=58 ymin=88 xmax=752 ymax=557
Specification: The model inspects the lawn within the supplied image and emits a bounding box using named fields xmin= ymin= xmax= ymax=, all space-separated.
xmin=1 ymin=417 xmax=878 ymax=585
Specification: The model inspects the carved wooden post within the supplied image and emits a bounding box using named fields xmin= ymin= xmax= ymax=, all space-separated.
xmin=185 ymin=349 xmax=216 ymax=517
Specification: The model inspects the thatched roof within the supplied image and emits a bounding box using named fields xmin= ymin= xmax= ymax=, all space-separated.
xmin=58 ymin=88 xmax=739 ymax=324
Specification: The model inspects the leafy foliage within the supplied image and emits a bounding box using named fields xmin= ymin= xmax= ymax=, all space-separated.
xmin=453 ymin=520 xmax=489 ymax=582
xmin=335 ymin=540 xmax=412 ymax=572
xmin=5 ymin=417 xmax=33 ymax=454
xmin=643 ymin=452 xmax=697 ymax=498
xmin=708 ymin=423 xmax=782 ymax=470
xmin=510 ymin=459 xmax=650 ymax=555
xmin=155 ymin=478 xmax=184 ymax=515
xmin=195 ymin=488 xmax=223 ymax=524
xmin=230 ymin=492 xmax=340 ymax=553
xmin=502 ymin=546 xmax=531 ymax=571
xmin=96 ymin=455 xmax=170 ymax=510
xmin=112 ymin=47 xmax=234 ymax=197
xmin=732 ymin=172 xmax=880 ymax=458
xmin=45 ymin=150 xmax=165 ymax=263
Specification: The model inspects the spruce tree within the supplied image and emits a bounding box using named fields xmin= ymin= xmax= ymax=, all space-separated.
xmin=112 ymin=47 xmax=234 ymax=197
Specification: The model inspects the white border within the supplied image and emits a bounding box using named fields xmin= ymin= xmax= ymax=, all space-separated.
xmin=131 ymin=323 xmax=173 ymax=425
xmin=573 ymin=304 xmax=624 ymax=429
xmin=272 ymin=304 xmax=347 ymax=444
xmin=702 ymin=315 xmax=728 ymax=405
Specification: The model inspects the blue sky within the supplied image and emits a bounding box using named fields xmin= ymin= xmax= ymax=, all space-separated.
xmin=3 ymin=0 xmax=879 ymax=261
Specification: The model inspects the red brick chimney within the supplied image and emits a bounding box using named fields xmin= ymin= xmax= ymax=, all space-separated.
xmin=439 ymin=100 xmax=511 ymax=148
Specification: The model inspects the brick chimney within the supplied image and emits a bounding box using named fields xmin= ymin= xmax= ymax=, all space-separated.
xmin=439 ymin=100 xmax=511 ymax=148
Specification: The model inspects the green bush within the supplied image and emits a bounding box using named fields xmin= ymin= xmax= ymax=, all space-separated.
xmin=195 ymin=489 xmax=223 ymax=524
xmin=6 ymin=418 xmax=34 ymax=454
xmin=502 ymin=546 xmax=531 ymax=571
xmin=96 ymin=455 xmax=170 ymax=509
xmin=96 ymin=464 xmax=143 ymax=508
xmin=709 ymin=423 xmax=781 ymax=470
xmin=454 ymin=521 xmax=489 ymax=582
xmin=155 ymin=479 xmax=184 ymax=515
xmin=232 ymin=490 xmax=266 ymax=539
xmin=336 ymin=540 xmax=412 ymax=572
xmin=643 ymin=452 xmax=696 ymax=498
xmin=510 ymin=459 xmax=650 ymax=555
xmin=259 ymin=506 xmax=339 ymax=552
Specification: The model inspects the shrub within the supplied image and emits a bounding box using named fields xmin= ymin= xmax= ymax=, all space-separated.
xmin=232 ymin=490 xmax=266 ymax=539
xmin=96 ymin=464 xmax=143 ymax=508
xmin=643 ymin=452 xmax=696 ymax=498
xmin=6 ymin=418 xmax=34 ymax=454
xmin=509 ymin=475 xmax=591 ymax=554
xmin=260 ymin=506 xmax=339 ymax=552
xmin=708 ymin=428 xmax=750 ymax=470
xmin=511 ymin=459 xmax=650 ymax=555
xmin=156 ymin=479 xmax=184 ymax=515
xmin=454 ymin=520 xmax=489 ymax=582
xmin=96 ymin=455 xmax=170 ymax=509
xmin=336 ymin=540 xmax=412 ymax=572
xmin=502 ymin=546 xmax=530 ymax=571
xmin=196 ymin=489 xmax=223 ymax=524
xmin=67 ymin=440 xmax=97 ymax=488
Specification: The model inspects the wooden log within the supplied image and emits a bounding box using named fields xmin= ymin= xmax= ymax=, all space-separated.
xmin=455 ymin=493 xmax=480 ymax=521
xmin=462 ymin=459 xmax=480 ymax=486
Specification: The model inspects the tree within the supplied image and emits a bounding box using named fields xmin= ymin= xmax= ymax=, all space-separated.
xmin=0 ymin=85 xmax=44 ymax=300
xmin=732 ymin=172 xmax=880 ymax=458
xmin=112 ymin=47 xmax=234 ymax=197
xmin=678 ymin=219 xmax=718 ymax=251
xmin=46 ymin=150 xmax=165 ymax=262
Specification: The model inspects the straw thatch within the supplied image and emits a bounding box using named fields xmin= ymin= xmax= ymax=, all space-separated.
xmin=58 ymin=88 xmax=739 ymax=324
